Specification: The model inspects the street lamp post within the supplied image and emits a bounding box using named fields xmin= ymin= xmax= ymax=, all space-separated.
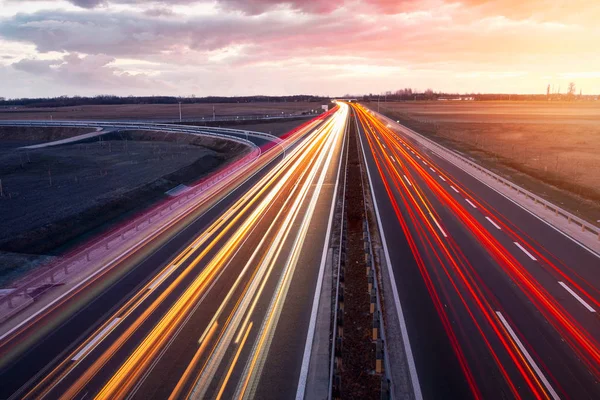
xmin=178 ymin=102 xmax=182 ymax=122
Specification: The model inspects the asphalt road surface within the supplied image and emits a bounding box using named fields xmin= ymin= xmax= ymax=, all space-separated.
xmin=0 ymin=105 xmax=348 ymax=400
xmin=352 ymin=103 xmax=600 ymax=399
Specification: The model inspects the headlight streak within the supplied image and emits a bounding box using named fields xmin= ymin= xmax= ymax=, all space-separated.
xmin=19 ymin=108 xmax=343 ymax=400
xmin=95 ymin=111 xmax=344 ymax=400
xmin=353 ymin=103 xmax=600 ymax=398
xmin=186 ymin=104 xmax=348 ymax=400
xmin=234 ymin=108 xmax=348 ymax=400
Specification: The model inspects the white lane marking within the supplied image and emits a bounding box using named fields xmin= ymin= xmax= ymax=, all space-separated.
xmin=439 ymin=175 xmax=446 ymax=182
xmin=356 ymin=117 xmax=422 ymax=399
xmin=429 ymin=167 xmax=436 ymax=173
xmin=465 ymin=198 xmax=477 ymax=209
xmin=391 ymin=156 xmax=396 ymax=163
xmin=296 ymin=119 xmax=347 ymax=400
xmin=514 ymin=242 xmax=537 ymax=261
xmin=72 ymin=318 xmax=121 ymax=361
xmin=558 ymin=282 xmax=596 ymax=312
xmin=450 ymin=185 xmax=459 ymax=193
xmin=485 ymin=216 xmax=502 ymax=230
xmin=148 ymin=264 xmax=178 ymax=290
xmin=404 ymin=175 xmax=412 ymax=187
xmin=423 ymin=161 xmax=428 ymax=165
xmin=432 ymin=216 xmax=448 ymax=238
xmin=411 ymin=150 xmax=415 ymax=154
xmin=383 ymin=115 xmax=600 ymax=260
xmin=416 ymin=155 xmax=421 ymax=159
xmin=383 ymin=144 xmax=386 ymax=149
xmin=496 ymin=312 xmax=560 ymax=400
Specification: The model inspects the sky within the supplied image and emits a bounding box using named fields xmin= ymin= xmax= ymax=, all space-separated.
xmin=0 ymin=0 xmax=599 ymax=98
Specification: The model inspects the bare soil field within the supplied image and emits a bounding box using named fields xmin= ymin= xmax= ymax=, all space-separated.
xmin=0 ymin=116 xmax=312 ymax=283
xmin=0 ymin=127 xmax=250 ymax=281
xmin=0 ymin=101 xmax=325 ymax=121
xmin=371 ymin=101 xmax=600 ymax=223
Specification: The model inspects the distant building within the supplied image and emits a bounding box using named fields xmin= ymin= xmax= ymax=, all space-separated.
xmin=321 ymin=105 xmax=329 ymax=111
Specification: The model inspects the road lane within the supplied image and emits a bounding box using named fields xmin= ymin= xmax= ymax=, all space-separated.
xmin=352 ymin=103 xmax=600 ymax=399
xmin=1 ymin=104 xmax=348 ymax=400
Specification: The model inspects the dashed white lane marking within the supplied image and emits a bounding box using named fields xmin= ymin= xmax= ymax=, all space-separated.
xmin=496 ymin=312 xmax=560 ymax=400
xmin=485 ymin=216 xmax=502 ymax=230
xmin=423 ymin=161 xmax=428 ymax=166
xmin=450 ymin=185 xmax=459 ymax=193
xmin=148 ymin=264 xmax=178 ymax=290
xmin=403 ymin=175 xmax=412 ymax=187
xmin=439 ymin=175 xmax=446 ymax=182
xmin=430 ymin=167 xmax=436 ymax=173
xmin=558 ymin=282 xmax=596 ymax=312
xmin=72 ymin=318 xmax=121 ymax=361
xmin=514 ymin=242 xmax=537 ymax=261
xmin=391 ymin=156 xmax=396 ymax=163
xmin=431 ymin=216 xmax=448 ymax=238
xmin=416 ymin=155 xmax=421 ymax=159
xmin=465 ymin=198 xmax=477 ymax=209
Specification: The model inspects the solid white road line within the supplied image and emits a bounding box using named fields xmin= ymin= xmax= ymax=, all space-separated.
xmin=72 ymin=318 xmax=121 ymax=361
xmin=403 ymin=175 xmax=412 ymax=187
xmin=295 ymin=116 xmax=346 ymax=400
xmin=485 ymin=216 xmax=502 ymax=230
xmin=496 ymin=312 xmax=560 ymax=400
xmin=514 ymin=242 xmax=537 ymax=261
xmin=558 ymin=282 xmax=596 ymax=312
xmin=356 ymin=116 xmax=422 ymax=400
xmin=439 ymin=175 xmax=446 ymax=182
xmin=465 ymin=198 xmax=477 ymax=209
xmin=450 ymin=185 xmax=459 ymax=193
xmin=380 ymin=112 xmax=600 ymax=260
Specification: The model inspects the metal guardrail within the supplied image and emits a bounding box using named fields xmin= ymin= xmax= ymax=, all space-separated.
xmin=374 ymin=112 xmax=600 ymax=242
xmin=0 ymin=121 xmax=288 ymax=323
xmin=0 ymin=113 xmax=316 ymax=124
xmin=0 ymin=120 xmax=276 ymax=150
xmin=0 ymin=148 xmax=261 ymax=323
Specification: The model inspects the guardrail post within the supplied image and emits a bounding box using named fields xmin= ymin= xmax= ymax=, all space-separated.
xmin=368 ymin=268 xmax=374 ymax=293
xmin=380 ymin=377 xmax=391 ymax=400
xmin=372 ymin=310 xmax=380 ymax=340
xmin=375 ymin=339 xmax=384 ymax=373
xmin=370 ymin=288 xmax=377 ymax=314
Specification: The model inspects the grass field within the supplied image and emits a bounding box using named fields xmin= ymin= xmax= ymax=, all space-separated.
xmin=370 ymin=101 xmax=600 ymax=223
xmin=0 ymin=101 xmax=326 ymax=121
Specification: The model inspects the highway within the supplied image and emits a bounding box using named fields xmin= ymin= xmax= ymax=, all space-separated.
xmin=0 ymin=104 xmax=348 ymax=399
xmin=351 ymin=103 xmax=600 ymax=399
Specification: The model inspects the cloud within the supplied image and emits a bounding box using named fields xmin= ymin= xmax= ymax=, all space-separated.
xmin=9 ymin=52 xmax=172 ymax=93
xmin=1 ymin=0 xmax=600 ymax=96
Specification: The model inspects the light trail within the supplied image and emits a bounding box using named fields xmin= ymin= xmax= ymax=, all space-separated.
xmin=16 ymin=103 xmax=348 ymax=400
xmin=351 ymin=102 xmax=600 ymax=398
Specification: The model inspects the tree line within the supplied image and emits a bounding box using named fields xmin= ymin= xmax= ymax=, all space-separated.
xmin=0 ymin=95 xmax=329 ymax=108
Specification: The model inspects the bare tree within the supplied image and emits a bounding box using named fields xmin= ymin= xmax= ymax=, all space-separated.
xmin=568 ymin=82 xmax=576 ymax=96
